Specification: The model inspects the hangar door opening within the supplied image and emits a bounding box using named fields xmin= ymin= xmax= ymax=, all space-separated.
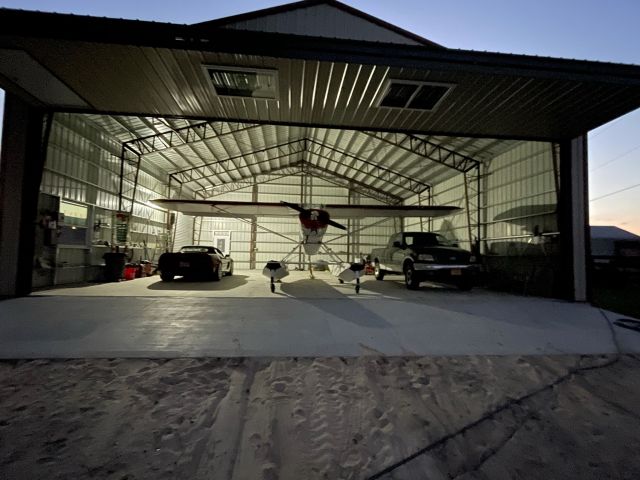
xmin=33 ymin=112 xmax=561 ymax=297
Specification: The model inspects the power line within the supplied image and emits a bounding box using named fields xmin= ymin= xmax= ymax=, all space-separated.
xmin=590 ymin=143 xmax=640 ymax=172
xmin=590 ymin=182 xmax=640 ymax=202
xmin=589 ymin=108 xmax=640 ymax=140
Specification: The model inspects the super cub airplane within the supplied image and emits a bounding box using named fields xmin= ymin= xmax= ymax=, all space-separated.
xmin=152 ymin=199 xmax=461 ymax=293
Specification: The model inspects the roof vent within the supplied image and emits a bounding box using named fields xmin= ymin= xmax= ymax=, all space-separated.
xmin=203 ymin=65 xmax=278 ymax=99
xmin=377 ymin=80 xmax=453 ymax=111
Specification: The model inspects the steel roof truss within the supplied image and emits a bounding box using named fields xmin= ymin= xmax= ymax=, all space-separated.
xmin=170 ymin=140 xmax=307 ymax=186
xmin=306 ymin=139 xmax=430 ymax=195
xmin=197 ymin=164 xmax=304 ymax=198
xmin=193 ymin=160 xmax=400 ymax=205
xmin=299 ymin=162 xmax=401 ymax=205
xmin=365 ymin=131 xmax=481 ymax=173
xmin=123 ymin=119 xmax=260 ymax=156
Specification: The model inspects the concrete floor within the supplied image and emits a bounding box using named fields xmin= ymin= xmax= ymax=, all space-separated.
xmin=1 ymin=270 xmax=639 ymax=358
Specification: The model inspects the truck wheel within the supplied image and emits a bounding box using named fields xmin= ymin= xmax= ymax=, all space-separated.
xmin=374 ymin=262 xmax=385 ymax=281
xmin=404 ymin=264 xmax=420 ymax=290
xmin=160 ymin=272 xmax=174 ymax=282
xmin=456 ymin=278 xmax=473 ymax=291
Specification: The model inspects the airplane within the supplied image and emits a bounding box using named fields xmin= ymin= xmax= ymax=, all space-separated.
xmin=152 ymin=199 xmax=461 ymax=293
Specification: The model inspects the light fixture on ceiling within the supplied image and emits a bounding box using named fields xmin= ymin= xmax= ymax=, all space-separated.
xmin=377 ymin=79 xmax=454 ymax=111
xmin=203 ymin=65 xmax=279 ymax=99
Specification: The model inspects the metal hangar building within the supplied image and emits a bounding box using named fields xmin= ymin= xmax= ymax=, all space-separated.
xmin=2 ymin=0 xmax=640 ymax=300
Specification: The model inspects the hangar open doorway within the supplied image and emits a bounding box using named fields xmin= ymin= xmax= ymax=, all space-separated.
xmin=31 ymin=112 xmax=561 ymax=298
xmin=2 ymin=0 xmax=640 ymax=302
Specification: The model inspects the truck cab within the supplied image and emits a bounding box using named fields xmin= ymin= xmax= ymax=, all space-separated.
xmin=371 ymin=232 xmax=476 ymax=290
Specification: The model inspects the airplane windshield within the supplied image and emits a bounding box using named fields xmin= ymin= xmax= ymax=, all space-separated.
xmin=404 ymin=233 xmax=453 ymax=247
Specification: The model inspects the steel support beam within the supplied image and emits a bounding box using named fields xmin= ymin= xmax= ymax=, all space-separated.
xmin=169 ymin=140 xmax=307 ymax=186
xmin=174 ymin=137 xmax=405 ymax=204
xmin=122 ymin=120 xmax=259 ymax=156
xmin=559 ymin=136 xmax=589 ymax=302
xmin=249 ymin=182 xmax=258 ymax=269
xmin=306 ymin=139 xmax=430 ymax=195
xmin=365 ymin=131 xmax=481 ymax=173
xmin=0 ymin=95 xmax=50 ymax=297
xmin=299 ymin=162 xmax=401 ymax=205
xmin=198 ymin=167 xmax=303 ymax=198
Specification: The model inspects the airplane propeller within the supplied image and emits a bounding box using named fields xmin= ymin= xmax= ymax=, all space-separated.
xmin=280 ymin=201 xmax=347 ymax=230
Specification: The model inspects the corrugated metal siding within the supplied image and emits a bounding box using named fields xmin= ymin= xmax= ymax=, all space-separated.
xmin=482 ymin=141 xmax=560 ymax=296
xmin=172 ymin=213 xmax=194 ymax=252
xmin=430 ymin=175 xmax=469 ymax=248
xmin=484 ymin=141 xmax=557 ymax=246
xmin=221 ymin=4 xmax=422 ymax=46
xmin=41 ymin=113 xmax=170 ymax=261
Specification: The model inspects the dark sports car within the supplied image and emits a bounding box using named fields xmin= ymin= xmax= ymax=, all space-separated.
xmin=158 ymin=245 xmax=234 ymax=281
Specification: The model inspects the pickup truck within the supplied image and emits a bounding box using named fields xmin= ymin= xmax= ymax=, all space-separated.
xmin=371 ymin=232 xmax=476 ymax=290
xmin=158 ymin=245 xmax=234 ymax=281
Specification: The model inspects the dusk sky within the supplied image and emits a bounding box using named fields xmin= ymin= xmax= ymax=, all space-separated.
xmin=1 ymin=0 xmax=639 ymax=234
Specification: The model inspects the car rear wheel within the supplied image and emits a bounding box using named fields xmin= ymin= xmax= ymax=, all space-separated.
xmin=374 ymin=262 xmax=385 ymax=280
xmin=160 ymin=272 xmax=174 ymax=282
xmin=212 ymin=264 xmax=222 ymax=281
xmin=227 ymin=261 xmax=234 ymax=276
xmin=404 ymin=263 xmax=420 ymax=290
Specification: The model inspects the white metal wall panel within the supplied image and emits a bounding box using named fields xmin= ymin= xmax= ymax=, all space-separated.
xmin=172 ymin=213 xmax=193 ymax=251
xmin=221 ymin=4 xmax=422 ymax=45
xmin=430 ymin=175 xmax=469 ymax=248
xmin=484 ymin=141 xmax=557 ymax=250
xmin=480 ymin=141 xmax=560 ymax=296
xmin=41 ymin=114 xmax=170 ymax=261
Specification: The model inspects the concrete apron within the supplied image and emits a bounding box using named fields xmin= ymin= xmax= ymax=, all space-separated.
xmin=1 ymin=271 xmax=639 ymax=358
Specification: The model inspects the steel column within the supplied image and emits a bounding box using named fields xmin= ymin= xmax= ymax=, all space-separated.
xmin=0 ymin=94 xmax=49 ymax=297
xmin=558 ymin=136 xmax=589 ymax=302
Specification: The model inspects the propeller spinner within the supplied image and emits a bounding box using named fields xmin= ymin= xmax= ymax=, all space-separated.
xmin=280 ymin=201 xmax=347 ymax=230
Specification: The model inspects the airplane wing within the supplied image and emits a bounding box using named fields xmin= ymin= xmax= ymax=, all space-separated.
xmin=151 ymin=199 xmax=295 ymax=218
xmin=151 ymin=199 xmax=461 ymax=218
xmin=322 ymin=204 xmax=461 ymax=218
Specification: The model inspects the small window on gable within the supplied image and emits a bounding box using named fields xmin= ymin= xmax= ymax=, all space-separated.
xmin=377 ymin=80 xmax=453 ymax=111
xmin=203 ymin=65 xmax=278 ymax=99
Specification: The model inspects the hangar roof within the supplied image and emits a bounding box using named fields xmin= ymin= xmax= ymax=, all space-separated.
xmin=2 ymin=1 xmax=640 ymax=203
xmin=196 ymin=0 xmax=443 ymax=47
xmin=1 ymin=2 xmax=640 ymax=141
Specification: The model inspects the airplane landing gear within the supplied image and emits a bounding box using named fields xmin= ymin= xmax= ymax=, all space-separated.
xmin=355 ymin=277 xmax=360 ymax=294
xmin=270 ymin=276 xmax=275 ymax=293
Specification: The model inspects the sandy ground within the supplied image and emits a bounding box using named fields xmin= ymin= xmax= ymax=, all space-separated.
xmin=1 ymin=354 xmax=640 ymax=479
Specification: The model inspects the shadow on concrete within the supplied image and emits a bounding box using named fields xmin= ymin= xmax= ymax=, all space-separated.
xmin=280 ymin=278 xmax=392 ymax=329
xmin=359 ymin=276 xmax=462 ymax=297
xmin=146 ymin=275 xmax=249 ymax=291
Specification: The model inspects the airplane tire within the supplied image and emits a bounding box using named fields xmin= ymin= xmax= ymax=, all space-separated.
xmin=270 ymin=283 xmax=276 ymax=293
xmin=339 ymin=279 xmax=345 ymax=284
xmin=355 ymin=284 xmax=360 ymax=294
xmin=374 ymin=262 xmax=385 ymax=281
